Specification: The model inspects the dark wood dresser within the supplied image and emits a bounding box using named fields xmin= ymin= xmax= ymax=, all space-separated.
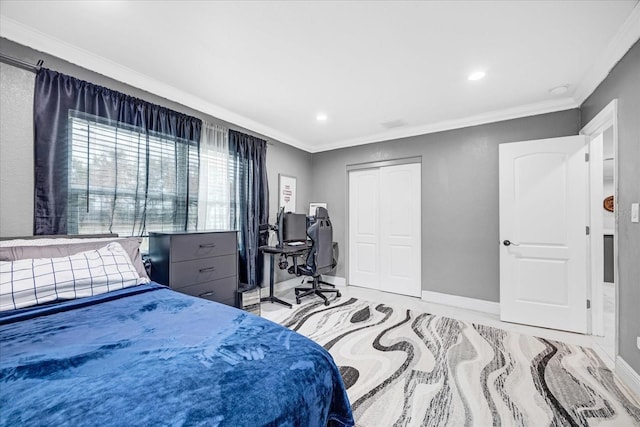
xmin=149 ymin=231 xmax=238 ymax=307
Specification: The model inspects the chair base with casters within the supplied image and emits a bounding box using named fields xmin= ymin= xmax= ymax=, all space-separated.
xmin=300 ymin=277 xmax=335 ymax=288
xmin=294 ymin=275 xmax=341 ymax=306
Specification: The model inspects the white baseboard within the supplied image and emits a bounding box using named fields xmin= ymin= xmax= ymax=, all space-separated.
xmin=615 ymin=356 xmax=640 ymax=399
xmin=317 ymin=275 xmax=346 ymax=286
xmin=273 ymin=277 xmax=301 ymax=289
xmin=421 ymin=290 xmax=500 ymax=316
xmin=591 ymin=341 xmax=615 ymax=370
xmin=266 ymin=276 xmax=346 ymax=294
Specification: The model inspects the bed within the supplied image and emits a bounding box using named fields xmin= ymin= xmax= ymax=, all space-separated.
xmin=0 ymin=236 xmax=354 ymax=426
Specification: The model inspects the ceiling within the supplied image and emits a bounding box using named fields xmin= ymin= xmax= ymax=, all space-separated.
xmin=1 ymin=1 xmax=639 ymax=153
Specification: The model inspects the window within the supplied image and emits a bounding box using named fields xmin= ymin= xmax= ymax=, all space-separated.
xmin=197 ymin=123 xmax=232 ymax=231
xmin=68 ymin=112 xmax=199 ymax=236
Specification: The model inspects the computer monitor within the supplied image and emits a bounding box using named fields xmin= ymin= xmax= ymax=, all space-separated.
xmin=282 ymin=213 xmax=308 ymax=243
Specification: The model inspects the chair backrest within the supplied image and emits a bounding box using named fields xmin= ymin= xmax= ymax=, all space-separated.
xmin=306 ymin=207 xmax=334 ymax=275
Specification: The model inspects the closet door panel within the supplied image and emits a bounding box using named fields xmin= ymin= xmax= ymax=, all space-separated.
xmin=348 ymin=169 xmax=380 ymax=289
xmin=380 ymin=163 xmax=422 ymax=297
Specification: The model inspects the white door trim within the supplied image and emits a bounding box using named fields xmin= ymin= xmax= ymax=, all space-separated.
xmin=346 ymin=156 xmax=422 ymax=172
xmin=587 ymin=132 xmax=604 ymax=336
xmin=579 ymin=99 xmax=619 ymax=358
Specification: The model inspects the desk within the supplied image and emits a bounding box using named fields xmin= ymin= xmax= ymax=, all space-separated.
xmin=260 ymin=243 xmax=311 ymax=308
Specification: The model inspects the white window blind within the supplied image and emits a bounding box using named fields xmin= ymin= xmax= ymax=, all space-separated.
xmin=68 ymin=112 xmax=199 ymax=236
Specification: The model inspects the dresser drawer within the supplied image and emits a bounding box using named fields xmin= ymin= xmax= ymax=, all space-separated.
xmin=170 ymin=254 xmax=237 ymax=286
xmin=175 ymin=276 xmax=237 ymax=303
xmin=170 ymin=232 xmax=237 ymax=262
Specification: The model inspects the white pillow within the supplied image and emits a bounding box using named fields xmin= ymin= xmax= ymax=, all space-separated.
xmin=0 ymin=242 xmax=149 ymax=312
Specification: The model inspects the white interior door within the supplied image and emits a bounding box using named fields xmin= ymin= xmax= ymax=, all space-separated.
xmin=499 ymin=136 xmax=588 ymax=333
xmin=349 ymin=168 xmax=381 ymax=290
xmin=349 ymin=162 xmax=421 ymax=297
xmin=380 ymin=163 xmax=422 ymax=297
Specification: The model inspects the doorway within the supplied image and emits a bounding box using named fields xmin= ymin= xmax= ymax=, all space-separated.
xmin=581 ymin=100 xmax=618 ymax=367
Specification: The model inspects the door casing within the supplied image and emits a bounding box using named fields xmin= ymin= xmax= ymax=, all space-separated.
xmin=580 ymin=99 xmax=619 ymax=365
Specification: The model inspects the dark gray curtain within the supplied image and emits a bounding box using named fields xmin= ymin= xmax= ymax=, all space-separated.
xmin=229 ymin=129 xmax=269 ymax=288
xmin=34 ymin=68 xmax=202 ymax=235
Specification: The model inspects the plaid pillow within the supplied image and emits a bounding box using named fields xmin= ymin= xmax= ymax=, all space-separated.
xmin=0 ymin=242 xmax=148 ymax=312
xmin=0 ymin=237 xmax=149 ymax=280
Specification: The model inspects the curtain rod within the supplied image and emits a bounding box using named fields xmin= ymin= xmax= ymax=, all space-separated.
xmin=0 ymin=52 xmax=43 ymax=73
xmin=0 ymin=53 xmax=274 ymax=145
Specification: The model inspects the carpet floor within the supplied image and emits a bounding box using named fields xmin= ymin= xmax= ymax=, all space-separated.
xmin=269 ymin=297 xmax=640 ymax=427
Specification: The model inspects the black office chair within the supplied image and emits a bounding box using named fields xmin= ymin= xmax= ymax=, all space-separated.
xmin=294 ymin=207 xmax=341 ymax=306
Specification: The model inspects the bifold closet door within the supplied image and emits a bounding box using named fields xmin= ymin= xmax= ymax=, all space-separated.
xmin=349 ymin=163 xmax=421 ymax=297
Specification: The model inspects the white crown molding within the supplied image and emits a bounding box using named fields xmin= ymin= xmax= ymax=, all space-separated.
xmin=0 ymin=16 xmax=313 ymax=153
xmin=572 ymin=3 xmax=640 ymax=105
xmin=2 ymin=4 xmax=637 ymax=155
xmin=312 ymin=2 xmax=638 ymax=154
xmin=313 ymin=97 xmax=578 ymax=153
xmin=580 ymin=99 xmax=618 ymax=136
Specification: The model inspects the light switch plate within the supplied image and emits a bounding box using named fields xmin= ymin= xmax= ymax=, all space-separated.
xmin=632 ymin=203 xmax=639 ymax=223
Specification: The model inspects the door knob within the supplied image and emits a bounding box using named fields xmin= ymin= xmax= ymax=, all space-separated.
xmin=503 ymin=239 xmax=519 ymax=246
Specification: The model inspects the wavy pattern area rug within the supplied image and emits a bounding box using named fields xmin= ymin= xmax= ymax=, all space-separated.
xmin=270 ymin=297 xmax=640 ymax=427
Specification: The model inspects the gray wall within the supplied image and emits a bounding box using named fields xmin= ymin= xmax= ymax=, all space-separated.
xmin=311 ymin=110 xmax=580 ymax=302
xmin=0 ymin=60 xmax=34 ymax=236
xmin=581 ymin=40 xmax=640 ymax=374
xmin=0 ymin=38 xmax=312 ymax=242
xmin=265 ymin=140 xmax=312 ymax=283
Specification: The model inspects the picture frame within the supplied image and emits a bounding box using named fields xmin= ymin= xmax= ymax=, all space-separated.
xmin=309 ymin=202 xmax=327 ymax=216
xmin=278 ymin=174 xmax=297 ymax=212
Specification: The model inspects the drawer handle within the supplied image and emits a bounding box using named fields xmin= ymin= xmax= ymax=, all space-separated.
xmin=199 ymin=243 xmax=217 ymax=248
xmin=199 ymin=266 xmax=216 ymax=273
xmin=199 ymin=291 xmax=216 ymax=297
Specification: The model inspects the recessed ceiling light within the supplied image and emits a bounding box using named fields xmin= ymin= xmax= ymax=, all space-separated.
xmin=549 ymin=85 xmax=569 ymax=95
xmin=316 ymin=113 xmax=328 ymax=122
xmin=468 ymin=71 xmax=486 ymax=81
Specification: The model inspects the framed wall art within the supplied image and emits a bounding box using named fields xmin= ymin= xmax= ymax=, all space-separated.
xmin=278 ymin=174 xmax=297 ymax=212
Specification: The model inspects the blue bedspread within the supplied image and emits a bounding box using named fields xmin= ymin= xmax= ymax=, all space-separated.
xmin=0 ymin=283 xmax=354 ymax=426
